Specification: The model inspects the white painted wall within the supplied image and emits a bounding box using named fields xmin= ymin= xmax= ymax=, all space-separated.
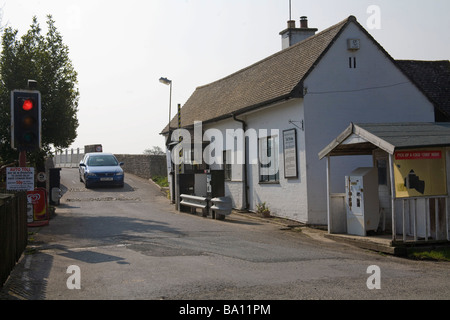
xmin=243 ymin=99 xmax=307 ymax=221
xmin=302 ymin=21 xmax=436 ymax=224
xmin=203 ymin=118 xmax=245 ymax=209
xmin=202 ymin=99 xmax=308 ymax=221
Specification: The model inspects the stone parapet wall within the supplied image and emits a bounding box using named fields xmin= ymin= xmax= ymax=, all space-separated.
xmin=114 ymin=154 xmax=167 ymax=180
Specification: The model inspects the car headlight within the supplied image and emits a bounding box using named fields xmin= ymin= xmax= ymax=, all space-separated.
xmin=87 ymin=172 xmax=96 ymax=177
xmin=115 ymin=172 xmax=124 ymax=176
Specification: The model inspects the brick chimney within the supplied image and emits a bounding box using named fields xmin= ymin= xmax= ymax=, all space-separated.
xmin=279 ymin=16 xmax=318 ymax=50
xmin=300 ymin=16 xmax=309 ymax=28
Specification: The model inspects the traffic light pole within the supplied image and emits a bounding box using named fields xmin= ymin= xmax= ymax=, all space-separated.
xmin=19 ymin=151 xmax=27 ymax=167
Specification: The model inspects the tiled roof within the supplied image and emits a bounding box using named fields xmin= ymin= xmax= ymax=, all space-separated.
xmin=396 ymin=60 xmax=450 ymax=120
xmin=162 ymin=16 xmax=354 ymax=133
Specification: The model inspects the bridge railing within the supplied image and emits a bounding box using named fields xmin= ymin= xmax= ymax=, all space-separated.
xmin=54 ymin=148 xmax=84 ymax=168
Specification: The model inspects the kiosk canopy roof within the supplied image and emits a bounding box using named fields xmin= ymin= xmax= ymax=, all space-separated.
xmin=319 ymin=122 xmax=450 ymax=159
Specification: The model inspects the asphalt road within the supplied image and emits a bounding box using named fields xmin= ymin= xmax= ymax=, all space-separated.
xmin=1 ymin=168 xmax=449 ymax=302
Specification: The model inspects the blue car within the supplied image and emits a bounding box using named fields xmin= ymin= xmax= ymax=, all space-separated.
xmin=79 ymin=153 xmax=124 ymax=188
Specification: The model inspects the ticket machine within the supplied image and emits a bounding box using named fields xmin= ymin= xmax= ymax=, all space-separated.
xmin=345 ymin=167 xmax=380 ymax=236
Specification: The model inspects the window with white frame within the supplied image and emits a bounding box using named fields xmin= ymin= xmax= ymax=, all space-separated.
xmin=259 ymin=135 xmax=279 ymax=183
xmin=223 ymin=150 xmax=232 ymax=181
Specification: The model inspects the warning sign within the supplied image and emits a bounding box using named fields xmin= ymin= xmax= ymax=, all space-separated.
xmin=394 ymin=148 xmax=447 ymax=198
xmin=6 ymin=167 xmax=35 ymax=191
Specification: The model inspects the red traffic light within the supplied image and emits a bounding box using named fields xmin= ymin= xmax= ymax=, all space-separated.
xmin=11 ymin=90 xmax=41 ymax=152
xmin=22 ymin=99 xmax=34 ymax=111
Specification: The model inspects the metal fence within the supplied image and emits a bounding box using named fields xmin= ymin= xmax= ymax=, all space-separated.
xmin=54 ymin=148 xmax=84 ymax=168
xmin=0 ymin=192 xmax=28 ymax=287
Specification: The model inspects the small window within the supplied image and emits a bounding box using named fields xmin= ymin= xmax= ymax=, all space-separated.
xmin=377 ymin=159 xmax=387 ymax=185
xmin=223 ymin=150 xmax=232 ymax=181
xmin=259 ymin=136 xmax=279 ymax=183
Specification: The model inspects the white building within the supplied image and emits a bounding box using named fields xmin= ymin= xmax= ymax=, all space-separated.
xmin=162 ymin=16 xmax=444 ymax=227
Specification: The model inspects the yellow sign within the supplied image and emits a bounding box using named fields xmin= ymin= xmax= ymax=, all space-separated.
xmin=394 ymin=148 xmax=447 ymax=198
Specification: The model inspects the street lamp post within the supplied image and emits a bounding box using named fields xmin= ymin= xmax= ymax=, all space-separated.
xmin=159 ymin=77 xmax=172 ymax=135
xmin=160 ymin=77 xmax=175 ymax=205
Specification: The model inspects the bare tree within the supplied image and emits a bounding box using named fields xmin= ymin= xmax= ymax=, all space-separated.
xmin=143 ymin=146 xmax=165 ymax=155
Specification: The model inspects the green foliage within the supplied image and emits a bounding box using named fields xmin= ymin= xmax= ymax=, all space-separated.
xmin=152 ymin=175 xmax=169 ymax=188
xmin=409 ymin=247 xmax=450 ymax=261
xmin=256 ymin=202 xmax=270 ymax=215
xmin=0 ymin=15 xmax=79 ymax=163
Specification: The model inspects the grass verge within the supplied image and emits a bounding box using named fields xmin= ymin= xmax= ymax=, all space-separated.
xmin=152 ymin=175 xmax=168 ymax=188
xmin=408 ymin=247 xmax=450 ymax=261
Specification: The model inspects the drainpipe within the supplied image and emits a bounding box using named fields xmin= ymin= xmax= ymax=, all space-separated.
xmin=232 ymin=113 xmax=249 ymax=210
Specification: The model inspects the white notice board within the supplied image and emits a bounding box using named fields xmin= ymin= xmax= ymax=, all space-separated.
xmin=283 ymin=129 xmax=298 ymax=178
xmin=6 ymin=167 xmax=35 ymax=191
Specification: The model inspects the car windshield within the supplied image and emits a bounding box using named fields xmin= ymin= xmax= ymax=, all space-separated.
xmin=87 ymin=155 xmax=118 ymax=167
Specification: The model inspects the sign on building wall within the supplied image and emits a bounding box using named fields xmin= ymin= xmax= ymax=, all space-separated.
xmin=393 ymin=148 xmax=447 ymax=198
xmin=283 ymin=129 xmax=298 ymax=179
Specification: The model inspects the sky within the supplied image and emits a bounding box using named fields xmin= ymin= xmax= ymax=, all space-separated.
xmin=0 ymin=0 xmax=449 ymax=154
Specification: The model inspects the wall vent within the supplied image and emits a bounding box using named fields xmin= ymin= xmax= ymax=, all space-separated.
xmin=347 ymin=39 xmax=360 ymax=51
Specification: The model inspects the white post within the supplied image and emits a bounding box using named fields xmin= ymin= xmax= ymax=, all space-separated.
xmin=414 ymin=198 xmax=418 ymax=242
xmin=389 ymin=153 xmax=396 ymax=242
xmin=55 ymin=150 xmax=59 ymax=167
xmin=435 ymin=198 xmax=440 ymax=241
xmin=402 ymin=199 xmax=407 ymax=242
xmin=326 ymin=156 xmax=331 ymax=234
xmin=446 ymin=197 xmax=449 ymax=241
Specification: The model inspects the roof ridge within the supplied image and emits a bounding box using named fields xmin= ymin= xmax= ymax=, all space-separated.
xmin=195 ymin=15 xmax=354 ymax=91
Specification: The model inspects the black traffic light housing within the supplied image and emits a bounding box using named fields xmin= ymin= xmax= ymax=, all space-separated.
xmin=11 ymin=90 xmax=42 ymax=152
